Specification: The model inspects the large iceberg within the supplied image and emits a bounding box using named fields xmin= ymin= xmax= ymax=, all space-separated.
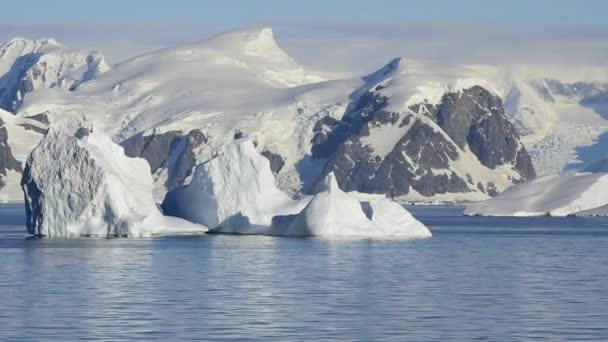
xmin=162 ymin=139 xmax=431 ymax=238
xmin=21 ymin=124 xmax=206 ymax=237
xmin=464 ymin=172 xmax=608 ymax=217
xmin=162 ymin=139 xmax=309 ymax=232
xmin=272 ymin=173 xmax=432 ymax=238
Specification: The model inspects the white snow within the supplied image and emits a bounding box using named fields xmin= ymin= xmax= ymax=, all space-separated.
xmin=162 ymin=139 xmax=309 ymax=231
xmin=0 ymin=109 xmax=45 ymax=161
xmin=0 ymin=38 xmax=108 ymax=110
xmin=4 ymin=27 xmax=605 ymax=203
xmin=22 ymin=122 xmax=206 ymax=237
xmin=464 ymin=172 xmax=608 ymax=217
xmin=273 ymin=173 xmax=432 ymax=238
xmin=161 ymin=140 xmax=430 ymax=238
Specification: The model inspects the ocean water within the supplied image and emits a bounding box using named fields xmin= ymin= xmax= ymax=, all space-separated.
xmin=1 ymin=203 xmax=608 ymax=341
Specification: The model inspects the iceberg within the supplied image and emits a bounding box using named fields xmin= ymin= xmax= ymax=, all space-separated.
xmin=464 ymin=172 xmax=608 ymax=217
xmin=162 ymin=139 xmax=431 ymax=238
xmin=162 ymin=139 xmax=309 ymax=232
xmin=21 ymin=124 xmax=206 ymax=237
xmin=272 ymin=173 xmax=432 ymax=238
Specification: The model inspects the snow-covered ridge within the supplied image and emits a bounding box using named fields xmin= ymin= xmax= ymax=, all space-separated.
xmin=10 ymin=29 xmax=537 ymax=202
xmin=0 ymin=37 xmax=109 ymax=111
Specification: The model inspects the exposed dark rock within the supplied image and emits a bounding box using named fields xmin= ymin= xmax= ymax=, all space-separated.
xmin=313 ymin=111 xmax=469 ymax=197
xmin=0 ymin=119 xmax=23 ymax=189
xmin=25 ymin=112 xmax=50 ymax=125
xmin=121 ymin=129 xmax=207 ymax=191
xmin=74 ymin=127 xmax=90 ymax=139
xmin=309 ymin=85 xmax=535 ymax=198
xmin=261 ymin=150 xmax=285 ymax=174
xmin=311 ymin=92 xmax=389 ymax=159
xmin=18 ymin=123 xmax=47 ymax=135
xmin=486 ymin=182 xmax=499 ymax=197
xmin=0 ymin=54 xmax=39 ymax=112
xmin=233 ymin=130 xmax=245 ymax=140
xmin=411 ymin=86 xmax=536 ymax=180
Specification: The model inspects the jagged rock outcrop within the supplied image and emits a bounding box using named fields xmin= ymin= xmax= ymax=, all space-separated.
xmin=0 ymin=118 xmax=22 ymax=189
xmin=121 ymin=129 xmax=207 ymax=192
xmin=312 ymin=79 xmax=535 ymax=199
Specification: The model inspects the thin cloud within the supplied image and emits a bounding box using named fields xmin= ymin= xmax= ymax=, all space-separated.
xmin=0 ymin=20 xmax=606 ymax=81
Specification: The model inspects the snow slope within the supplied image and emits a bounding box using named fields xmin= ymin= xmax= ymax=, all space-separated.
xmin=22 ymin=122 xmax=206 ymax=237
xmin=7 ymin=27 xmax=589 ymax=203
xmin=0 ymin=38 xmax=109 ymax=111
xmin=464 ymin=172 xmax=608 ymax=217
xmin=509 ymin=79 xmax=608 ymax=175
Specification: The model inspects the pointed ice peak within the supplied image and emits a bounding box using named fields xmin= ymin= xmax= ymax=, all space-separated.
xmin=321 ymin=172 xmax=340 ymax=193
xmin=205 ymin=27 xmax=292 ymax=61
xmin=363 ymin=57 xmax=407 ymax=84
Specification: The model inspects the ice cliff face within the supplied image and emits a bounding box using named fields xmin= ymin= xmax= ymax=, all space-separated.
xmin=162 ymin=139 xmax=309 ymax=232
xmin=21 ymin=125 xmax=205 ymax=237
xmin=0 ymin=38 xmax=109 ymax=112
xmin=162 ymin=139 xmax=431 ymax=238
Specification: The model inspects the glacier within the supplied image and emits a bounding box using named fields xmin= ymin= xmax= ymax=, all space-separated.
xmin=21 ymin=122 xmax=206 ymax=237
xmin=464 ymin=172 xmax=608 ymax=217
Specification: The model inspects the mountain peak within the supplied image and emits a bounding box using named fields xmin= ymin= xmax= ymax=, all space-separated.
xmin=3 ymin=37 xmax=63 ymax=50
xmin=363 ymin=57 xmax=406 ymax=84
xmin=205 ymin=27 xmax=290 ymax=61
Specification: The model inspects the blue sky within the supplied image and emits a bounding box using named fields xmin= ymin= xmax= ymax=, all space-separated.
xmin=3 ymin=0 xmax=607 ymax=29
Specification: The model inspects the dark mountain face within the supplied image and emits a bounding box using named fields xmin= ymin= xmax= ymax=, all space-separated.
xmin=416 ymin=85 xmax=536 ymax=180
xmin=121 ymin=129 xmax=207 ymax=192
xmin=0 ymin=118 xmax=23 ymax=189
xmin=310 ymin=85 xmax=536 ymax=198
xmin=0 ymin=54 xmax=39 ymax=112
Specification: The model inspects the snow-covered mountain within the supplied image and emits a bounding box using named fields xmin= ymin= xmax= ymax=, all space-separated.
xmin=0 ymin=38 xmax=109 ymax=112
xmin=505 ymin=78 xmax=608 ymax=175
xmin=0 ymin=28 xmax=537 ymax=202
xmin=310 ymin=58 xmax=535 ymax=201
xmin=0 ymin=27 xmax=605 ymax=203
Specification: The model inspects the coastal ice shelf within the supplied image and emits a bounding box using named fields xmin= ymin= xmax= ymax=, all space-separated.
xmin=21 ymin=123 xmax=206 ymax=237
xmin=464 ymin=172 xmax=608 ymax=217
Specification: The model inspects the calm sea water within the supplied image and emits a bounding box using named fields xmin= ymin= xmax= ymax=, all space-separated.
xmin=1 ymin=203 xmax=608 ymax=341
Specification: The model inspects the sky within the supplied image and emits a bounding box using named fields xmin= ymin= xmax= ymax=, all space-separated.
xmin=1 ymin=0 xmax=607 ymax=79
xmin=2 ymin=0 xmax=607 ymax=29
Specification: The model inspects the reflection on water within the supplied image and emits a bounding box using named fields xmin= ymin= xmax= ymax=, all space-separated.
xmin=1 ymin=204 xmax=608 ymax=341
